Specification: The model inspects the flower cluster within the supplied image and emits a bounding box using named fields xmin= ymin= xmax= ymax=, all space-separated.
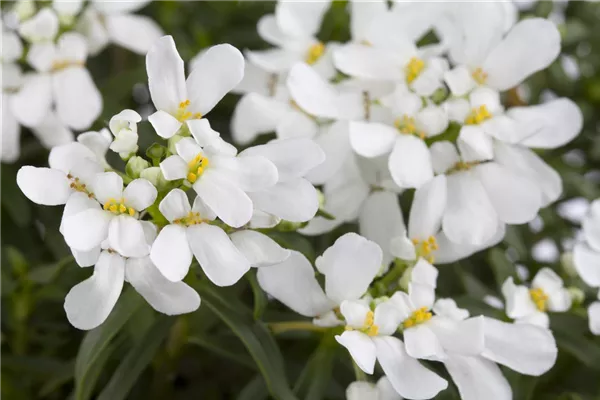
xmin=1 ymin=0 xmax=162 ymax=162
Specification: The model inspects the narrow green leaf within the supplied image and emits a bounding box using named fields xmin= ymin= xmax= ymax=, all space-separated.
xmin=237 ymin=375 xmax=268 ymax=400
xmin=293 ymin=335 xmax=338 ymax=400
xmin=97 ymin=316 xmax=174 ymax=400
xmin=188 ymin=333 xmax=255 ymax=369
xmin=38 ymin=360 xmax=75 ymax=397
xmin=247 ymin=270 xmax=268 ymax=320
xmin=195 ymin=281 xmax=298 ymax=400
xmin=74 ymin=288 xmax=144 ymax=400
xmin=488 ymin=248 xmax=516 ymax=289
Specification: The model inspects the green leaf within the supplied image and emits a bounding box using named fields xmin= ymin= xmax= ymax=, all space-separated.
xmin=247 ymin=270 xmax=268 ymax=320
xmin=237 ymin=375 xmax=268 ymax=400
xmin=488 ymin=248 xmax=516 ymax=289
xmin=38 ymin=360 xmax=75 ymax=398
xmin=195 ymin=280 xmax=298 ymax=400
xmin=97 ymin=316 xmax=174 ymax=400
xmin=74 ymin=288 xmax=144 ymax=400
xmin=187 ymin=333 xmax=255 ymax=369
xmin=293 ymin=335 xmax=338 ymax=400
xmin=1 ymin=165 xmax=32 ymax=228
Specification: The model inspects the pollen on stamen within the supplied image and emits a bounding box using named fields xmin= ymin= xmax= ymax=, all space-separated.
xmin=405 ymin=57 xmax=425 ymax=83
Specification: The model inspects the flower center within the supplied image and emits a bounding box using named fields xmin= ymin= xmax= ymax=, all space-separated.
xmin=187 ymin=153 xmax=210 ymax=183
xmin=67 ymin=174 xmax=94 ymax=198
xmin=103 ymin=198 xmax=135 ymax=216
xmin=529 ymin=287 xmax=549 ymax=312
xmin=464 ymin=105 xmax=492 ymax=125
xmin=394 ymin=115 xmax=425 ymax=139
xmin=402 ymin=307 xmax=432 ymax=329
xmin=344 ymin=310 xmax=379 ymax=337
xmin=472 ymin=67 xmax=488 ymax=85
xmin=411 ymin=236 xmax=438 ymax=263
xmin=305 ymin=42 xmax=325 ymax=65
xmin=405 ymin=57 xmax=425 ymax=83
xmin=173 ymin=211 xmax=205 ymax=226
xmin=175 ymin=100 xmax=202 ymax=122
xmin=51 ymin=60 xmax=84 ymax=72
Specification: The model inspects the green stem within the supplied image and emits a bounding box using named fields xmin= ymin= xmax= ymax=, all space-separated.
xmin=373 ymin=259 xmax=410 ymax=296
xmin=352 ymin=360 xmax=367 ymax=381
xmin=268 ymin=321 xmax=328 ymax=335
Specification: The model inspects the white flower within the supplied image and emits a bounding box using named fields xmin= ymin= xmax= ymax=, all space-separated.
xmin=2 ymin=30 xmax=24 ymax=163
xmin=257 ymin=233 xmax=382 ymax=326
xmin=573 ymin=199 xmax=600 ymax=288
xmin=11 ymin=31 xmax=102 ymax=130
xmin=349 ymin=85 xmax=449 ymax=189
xmin=146 ymin=36 xmax=244 ymax=139
xmin=589 ymin=290 xmax=600 ymax=336
xmin=247 ymin=1 xmax=335 ymax=78
xmin=52 ymin=0 xmax=84 ymax=25
xmin=502 ymin=268 xmax=572 ymax=328
xmin=76 ymin=0 xmax=163 ymax=55
xmin=18 ymin=8 xmax=59 ymax=43
xmin=149 ymin=189 xmax=251 ymax=285
xmin=443 ymin=15 xmax=560 ymax=94
xmin=239 ymin=137 xmax=325 ymax=223
xmin=229 ymin=229 xmax=290 ymax=268
xmin=434 ymin=298 xmax=558 ymax=400
xmin=64 ymin=222 xmax=200 ymax=330
xmin=61 ymin=172 xmax=158 ymax=258
xmin=346 ymin=377 xmax=401 ymax=400
xmin=17 ymin=141 xmax=103 ymax=222
xmin=159 ymin=120 xmax=278 ymax=228
xmin=108 ymin=109 xmax=141 ymax=158
xmin=77 ymin=128 xmax=113 ymax=169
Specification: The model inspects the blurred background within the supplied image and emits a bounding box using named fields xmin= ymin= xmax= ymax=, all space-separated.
xmin=2 ymin=1 xmax=600 ymax=399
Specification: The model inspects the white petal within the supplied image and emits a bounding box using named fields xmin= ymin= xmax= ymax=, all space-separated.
xmin=493 ymin=142 xmax=562 ymax=207
xmin=1 ymin=94 xmax=20 ymax=163
xmin=146 ymin=35 xmax=187 ymax=114
xmin=532 ymin=267 xmax=564 ymax=294
xmin=19 ymin=8 xmax=59 ymax=42
xmin=376 ymin=376 xmax=403 ymax=400
xmin=93 ymin=0 xmax=152 ymax=14
xmin=256 ymin=14 xmax=287 ymax=47
xmin=476 ymin=162 xmax=542 ymax=224
xmin=76 ymin=129 xmax=112 ymax=161
xmin=334 ymin=44 xmax=403 ymax=81
xmin=108 ymin=216 xmax=149 ymax=258
xmin=249 ymin=178 xmax=319 ymax=222
xmin=92 ymin=172 xmax=123 ymax=204
xmin=105 ymin=14 xmax=163 ymax=55
xmin=583 ymin=200 xmax=600 ymax=252
xmin=126 ymin=256 xmax=200 ymax=314
xmin=349 ymin=121 xmax=397 ymax=158
xmin=411 ymin=258 xmax=439 ymax=288
xmin=175 ymin=137 xmax=203 ymax=163
xmin=16 ymin=166 xmax=70 ymax=205
xmin=429 ymin=316 xmax=485 ymax=356
xmin=416 ymin=105 xmax=448 ymax=137
xmin=511 ymin=98 xmax=583 ymax=149
xmin=404 ymin=324 xmax=445 ymax=360
xmin=443 ymin=172 xmax=498 ymax=246
xmin=148 ymin=110 xmax=182 ymax=139
xmin=346 ymin=382 xmax=378 ymax=400
xmin=502 ymin=277 xmax=537 ymax=319
xmin=457 ymin=125 xmax=494 ymax=162
xmin=186 ymin=44 xmax=244 ymax=115
xmin=60 ymin=191 xmax=100 ymax=234
xmin=374 ymin=300 xmax=403 ymax=336
xmin=62 ymin=208 xmax=111 ymax=251
xmin=444 ymin=355 xmax=512 ymax=400
xmin=408 ymin=175 xmax=446 ymax=240
xmin=408 ymin=282 xmax=435 ymax=310
xmin=275 ymin=0 xmax=331 ymax=37
xmin=30 ymin=111 xmax=74 ymax=150
xmin=10 ymin=73 xmax=52 ymax=127
xmin=246 ymin=48 xmax=301 ymax=74
xmin=123 ymin=179 xmax=157 ymax=211
xmin=444 ymin=98 xmax=470 ymax=123
xmin=257 ymin=250 xmax=332 ymax=317
xmin=444 ymin=65 xmax=476 ymax=96
xmin=589 ymin=302 xmax=600 ymax=335
xmin=231 ymin=93 xmax=289 ymax=145
xmin=241 ymin=137 xmax=325 ymax=181
xmin=72 ymin=247 xmax=101 ymax=268
xmin=211 ymin=155 xmax=277 ymax=192
xmin=64 ymin=251 xmax=124 ymax=330
xmin=275 ymin=111 xmax=319 ymax=141
xmin=359 ymin=191 xmax=405 ymax=266
xmin=53 ymin=67 xmax=102 ymax=130
xmin=77 ymin=8 xmax=109 ymax=55
xmin=390 ymin=236 xmax=416 ymax=261
xmin=340 ymin=299 xmax=372 ymax=329
xmin=187 ymin=223 xmax=250 ymax=286
xmin=335 ymin=331 xmax=376 ymax=374
xmin=481 ymin=317 xmax=557 ymax=376
xmin=435 ymin=225 xmax=506 ymax=265
xmin=484 ymin=19 xmax=560 ymax=90
xmin=429 ymin=141 xmax=460 ymax=174
xmin=229 ymin=230 xmax=290 ymax=268
xmin=316 ymin=233 xmax=382 ymax=303
xmin=389 ymin=135 xmax=433 ymax=189
xmin=573 ymin=242 xmax=600 ymax=287
xmin=160 ymin=155 xmax=188 ymax=181
xmin=150 ymin=224 xmax=193 ymax=282
xmin=158 ymin=188 xmax=191 ymax=222
xmin=374 ymin=336 xmax=448 ymax=399
xmin=546 ymin=288 xmax=572 ymax=313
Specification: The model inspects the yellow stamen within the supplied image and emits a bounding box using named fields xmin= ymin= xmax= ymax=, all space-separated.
xmin=472 ymin=67 xmax=488 ymax=85
xmin=187 ymin=172 xmax=197 ymax=183
xmin=465 ymin=105 xmax=492 ymax=125
xmin=394 ymin=115 xmax=426 ymax=138
xmin=305 ymin=42 xmax=325 ymax=65
xmin=402 ymin=307 xmax=432 ymax=329
xmin=186 ymin=153 xmax=209 ymax=183
xmin=103 ymin=198 xmax=135 ymax=216
xmin=51 ymin=60 xmax=84 ymax=72
xmin=175 ymin=99 xmax=202 ymax=122
xmin=529 ymin=288 xmax=549 ymax=312
xmin=412 ymin=236 xmax=438 ymax=263
xmin=405 ymin=57 xmax=425 ymax=83
xmin=173 ymin=211 xmax=205 ymax=226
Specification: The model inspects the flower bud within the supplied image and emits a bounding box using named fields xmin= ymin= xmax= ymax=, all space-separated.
xmin=561 ymin=252 xmax=578 ymax=277
xmin=126 ymin=156 xmax=150 ymax=179
xmin=567 ymin=287 xmax=585 ymax=306
xmin=140 ymin=167 xmax=169 ymax=190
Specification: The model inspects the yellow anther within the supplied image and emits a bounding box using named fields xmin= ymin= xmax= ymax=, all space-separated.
xmin=51 ymin=60 xmax=84 ymax=72
xmin=173 ymin=211 xmax=204 ymax=227
xmin=103 ymin=198 xmax=135 ymax=216
xmin=405 ymin=57 xmax=425 ymax=83
xmin=412 ymin=238 xmax=419 ymax=245
xmin=465 ymin=105 xmax=492 ymax=125
xmin=119 ymin=204 xmax=127 ymax=213
xmin=402 ymin=307 xmax=432 ymax=329
xmin=187 ymin=172 xmax=197 ymax=183
xmin=306 ymin=42 xmax=325 ymax=65
xmin=529 ymin=288 xmax=549 ymax=312
xmin=175 ymin=99 xmax=201 ymax=122
xmin=472 ymin=67 xmax=488 ymax=85
xmin=68 ymin=175 xmax=92 ymax=196
xmin=364 ymin=311 xmax=374 ymax=326
xmin=394 ymin=115 xmax=425 ymax=138
xmin=345 ymin=326 xmax=354 ymax=331
xmin=109 ymin=205 xmax=117 ymax=213
xmin=128 ymin=207 xmax=135 ymax=217
xmin=412 ymin=236 xmax=438 ymax=262
xmin=367 ymin=325 xmax=379 ymax=336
